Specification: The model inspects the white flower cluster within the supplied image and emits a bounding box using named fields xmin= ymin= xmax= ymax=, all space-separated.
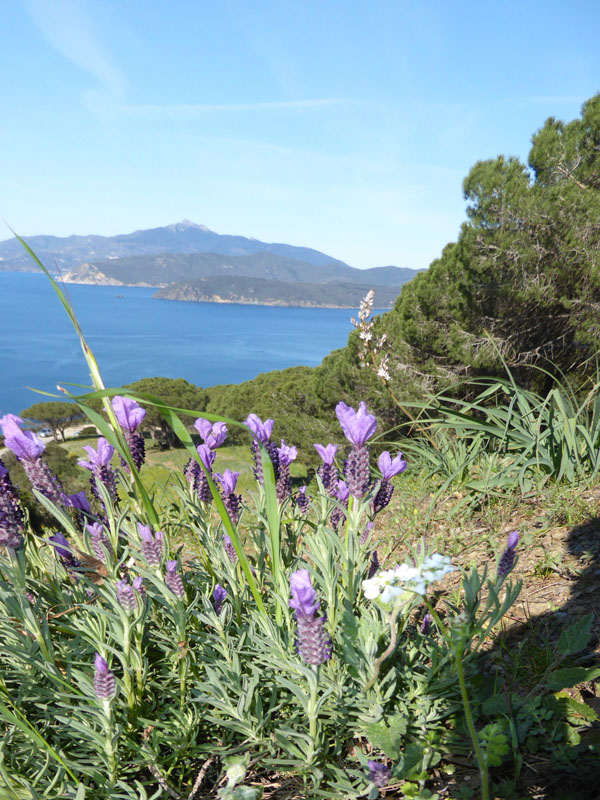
xmin=362 ymin=554 xmax=456 ymax=604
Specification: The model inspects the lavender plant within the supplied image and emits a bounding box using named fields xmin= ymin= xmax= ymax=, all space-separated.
xmin=0 ymin=248 xmax=531 ymax=798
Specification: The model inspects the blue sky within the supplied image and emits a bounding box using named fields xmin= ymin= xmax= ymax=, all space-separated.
xmin=2 ymin=0 xmax=599 ymax=268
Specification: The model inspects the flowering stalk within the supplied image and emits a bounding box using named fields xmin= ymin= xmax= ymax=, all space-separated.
xmin=94 ymin=653 xmax=118 ymax=783
xmin=0 ymin=415 xmax=66 ymax=506
xmin=289 ymin=570 xmax=332 ymax=766
xmin=78 ymin=438 xmax=118 ymax=506
xmin=112 ymin=395 xmax=147 ymax=470
xmin=0 ymin=460 xmax=24 ymax=549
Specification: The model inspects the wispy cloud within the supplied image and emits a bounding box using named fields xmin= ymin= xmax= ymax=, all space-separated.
xmin=120 ymin=98 xmax=349 ymax=118
xmin=23 ymin=0 xmax=126 ymax=99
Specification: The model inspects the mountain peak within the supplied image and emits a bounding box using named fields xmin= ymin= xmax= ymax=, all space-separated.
xmin=167 ymin=220 xmax=213 ymax=233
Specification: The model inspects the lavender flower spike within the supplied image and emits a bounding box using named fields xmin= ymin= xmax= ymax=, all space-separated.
xmin=372 ymin=451 xmax=406 ymax=514
xmin=138 ymin=523 xmax=163 ymax=567
xmin=116 ymin=578 xmax=137 ymax=613
xmin=165 ymin=559 xmax=185 ymax=599
xmin=223 ymin=534 xmax=238 ymax=563
xmin=314 ymin=443 xmax=339 ymax=496
xmin=1 ymin=416 xmax=66 ymax=504
xmin=367 ymin=761 xmax=390 ymax=788
xmin=213 ymin=583 xmax=228 ymax=613
xmin=94 ymin=653 xmax=116 ymax=700
xmin=216 ymin=470 xmax=242 ymax=523
xmin=0 ymin=459 xmax=24 ymax=548
xmin=336 ymin=402 xmax=376 ymax=499
xmin=112 ymin=396 xmax=147 ymax=470
xmin=78 ymin=438 xmax=118 ymax=502
xmin=87 ymin=522 xmax=112 ymax=563
xmin=289 ymin=569 xmax=332 ymax=666
xmin=335 ymin=401 xmax=377 ymax=446
xmin=498 ymin=531 xmax=519 ymax=577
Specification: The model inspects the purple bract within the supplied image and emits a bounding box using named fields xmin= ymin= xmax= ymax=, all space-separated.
xmin=377 ymin=450 xmax=407 ymax=479
xmin=78 ymin=438 xmax=114 ymax=471
xmin=112 ymin=396 xmax=146 ymax=433
xmin=289 ymin=569 xmax=320 ymax=617
xmin=194 ymin=418 xmax=228 ymax=449
xmin=335 ymin=401 xmax=377 ymax=447
xmin=245 ymin=413 xmax=274 ymax=444
xmin=313 ymin=443 xmax=338 ymax=465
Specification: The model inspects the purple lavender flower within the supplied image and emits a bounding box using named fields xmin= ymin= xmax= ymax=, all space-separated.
xmin=334 ymin=402 xmax=377 ymax=499
xmin=343 ymin=445 xmax=371 ymax=500
xmin=0 ymin=415 xmax=45 ymax=461
xmin=378 ymin=451 xmax=407 ymax=479
xmin=116 ymin=578 xmax=137 ymax=613
xmin=294 ymin=485 xmax=311 ymax=514
xmin=67 ymin=491 xmax=92 ymax=514
xmin=112 ymin=395 xmax=147 ymax=471
xmin=314 ymin=443 xmax=339 ymax=496
xmin=367 ymin=761 xmax=389 ymax=788
xmin=48 ymin=532 xmax=79 ymax=567
xmin=314 ymin=443 xmax=338 ymax=465
xmin=215 ymin=470 xmax=242 ymax=523
xmin=194 ymin=418 xmax=228 ymax=449
xmin=360 ymin=521 xmax=374 ymax=545
xmin=246 ymin=413 xmax=280 ymax=485
xmin=78 ymin=438 xmax=118 ymax=503
xmin=367 ymin=549 xmax=380 ymax=578
xmin=372 ymin=451 xmax=407 ymax=513
xmin=329 ymin=480 xmax=349 ymax=530
xmin=245 ymin=414 xmax=274 ymax=444
xmin=276 ymin=440 xmax=297 ymax=502
xmin=420 ymin=612 xmax=433 ymax=635
xmin=184 ymin=445 xmax=215 ymax=503
xmin=165 ymin=560 xmax=185 ymax=599
xmin=223 ymin=533 xmax=238 ymax=564
xmin=289 ymin=570 xmax=332 ymax=666
xmin=86 ymin=522 xmax=112 ymax=563
xmin=112 ymin=396 xmax=146 ymax=432
xmin=138 ymin=523 xmax=163 ymax=567
xmin=213 ymin=583 xmax=227 ymax=613
xmin=335 ymin=402 xmax=377 ymax=447
xmin=0 ymin=459 xmax=24 ymax=548
xmin=132 ymin=575 xmax=146 ymax=599
xmin=0 ymin=417 xmax=65 ymax=505
xmin=498 ymin=531 xmax=519 ymax=577
xmin=94 ymin=653 xmax=116 ymax=700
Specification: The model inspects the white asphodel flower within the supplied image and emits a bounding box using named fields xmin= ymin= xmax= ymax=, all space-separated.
xmin=363 ymin=554 xmax=456 ymax=604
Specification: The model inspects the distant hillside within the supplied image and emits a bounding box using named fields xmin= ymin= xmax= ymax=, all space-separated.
xmin=154 ymin=276 xmax=402 ymax=308
xmin=59 ymin=250 xmax=421 ymax=289
xmin=0 ymin=220 xmax=351 ymax=271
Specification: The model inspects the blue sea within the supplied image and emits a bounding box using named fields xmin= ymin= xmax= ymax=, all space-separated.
xmin=1 ymin=271 xmax=356 ymax=416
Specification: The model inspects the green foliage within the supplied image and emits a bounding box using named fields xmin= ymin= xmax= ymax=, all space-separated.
xmin=125 ymin=377 xmax=208 ymax=449
xmin=20 ymin=400 xmax=84 ymax=441
xmin=391 ymin=95 xmax=600 ymax=390
xmin=400 ymin=368 xmax=600 ymax=511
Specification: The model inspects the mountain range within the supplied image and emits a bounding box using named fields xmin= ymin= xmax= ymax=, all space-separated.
xmin=0 ymin=221 xmax=422 ymax=307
